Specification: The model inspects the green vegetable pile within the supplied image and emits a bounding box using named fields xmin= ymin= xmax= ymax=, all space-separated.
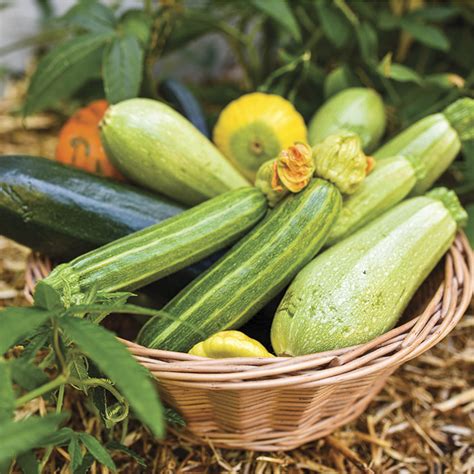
xmin=1 ymin=0 xmax=473 ymax=470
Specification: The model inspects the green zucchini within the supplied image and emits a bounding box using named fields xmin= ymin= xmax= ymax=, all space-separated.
xmin=40 ymin=187 xmax=267 ymax=307
xmin=0 ymin=155 xmax=185 ymax=259
xmin=326 ymin=154 xmax=425 ymax=245
xmin=100 ymin=98 xmax=249 ymax=206
xmin=271 ymin=188 xmax=466 ymax=356
xmin=137 ymin=178 xmax=342 ymax=352
xmin=160 ymin=79 xmax=210 ymax=138
xmin=374 ymin=98 xmax=474 ymax=195
xmin=308 ymin=88 xmax=386 ymax=152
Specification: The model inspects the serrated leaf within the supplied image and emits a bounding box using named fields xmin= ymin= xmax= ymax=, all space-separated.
xmin=59 ymin=318 xmax=164 ymax=438
xmin=0 ymin=360 xmax=14 ymax=423
xmin=0 ymin=414 xmax=66 ymax=465
xmin=17 ymin=451 xmax=39 ymax=474
xmin=105 ymin=441 xmax=146 ymax=468
xmin=68 ymin=435 xmax=83 ymax=472
xmin=0 ymin=307 xmax=52 ymax=354
xmin=63 ymin=0 xmax=116 ymax=33
xmin=9 ymin=358 xmax=49 ymax=392
xmin=315 ymin=0 xmax=351 ymax=48
xmin=400 ymin=18 xmax=450 ymax=51
xmin=24 ymin=32 xmax=112 ymax=115
xmin=78 ymin=433 xmax=115 ymax=471
xmin=103 ymin=35 xmax=144 ymax=104
xmin=251 ymin=0 xmax=301 ymax=41
xmin=34 ymin=281 xmax=64 ymax=311
xmin=40 ymin=427 xmax=75 ymax=447
xmin=356 ymin=21 xmax=378 ymax=64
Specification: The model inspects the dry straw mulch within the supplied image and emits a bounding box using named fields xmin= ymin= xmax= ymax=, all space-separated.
xmin=1 ymin=81 xmax=473 ymax=473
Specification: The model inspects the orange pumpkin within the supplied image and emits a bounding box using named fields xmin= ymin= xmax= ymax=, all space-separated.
xmin=55 ymin=100 xmax=123 ymax=179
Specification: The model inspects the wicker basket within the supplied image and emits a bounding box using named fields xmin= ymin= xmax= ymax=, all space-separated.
xmin=24 ymin=233 xmax=473 ymax=451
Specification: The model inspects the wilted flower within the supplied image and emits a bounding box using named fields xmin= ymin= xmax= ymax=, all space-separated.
xmin=276 ymin=142 xmax=315 ymax=192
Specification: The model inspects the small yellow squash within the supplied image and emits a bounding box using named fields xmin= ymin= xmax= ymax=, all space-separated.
xmin=189 ymin=330 xmax=274 ymax=358
xmin=213 ymin=93 xmax=307 ymax=181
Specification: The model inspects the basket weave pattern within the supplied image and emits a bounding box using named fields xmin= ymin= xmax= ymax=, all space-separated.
xmin=25 ymin=233 xmax=473 ymax=451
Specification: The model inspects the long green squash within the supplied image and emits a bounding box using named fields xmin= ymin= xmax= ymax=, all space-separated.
xmin=326 ymin=154 xmax=425 ymax=245
xmin=100 ymin=98 xmax=249 ymax=206
xmin=137 ymin=135 xmax=371 ymax=352
xmin=374 ymin=98 xmax=474 ymax=195
xmin=308 ymin=88 xmax=386 ymax=152
xmin=137 ymin=179 xmax=342 ymax=351
xmin=39 ymin=187 xmax=267 ymax=307
xmin=271 ymin=188 xmax=466 ymax=356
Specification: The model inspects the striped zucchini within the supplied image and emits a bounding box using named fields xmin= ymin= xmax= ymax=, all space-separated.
xmin=374 ymin=98 xmax=474 ymax=195
xmin=326 ymin=154 xmax=425 ymax=245
xmin=137 ymin=178 xmax=342 ymax=351
xmin=100 ymin=98 xmax=249 ymax=206
xmin=271 ymin=188 xmax=466 ymax=356
xmin=40 ymin=188 xmax=267 ymax=307
xmin=308 ymin=88 xmax=386 ymax=152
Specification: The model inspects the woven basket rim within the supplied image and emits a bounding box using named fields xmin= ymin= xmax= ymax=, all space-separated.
xmin=24 ymin=232 xmax=473 ymax=391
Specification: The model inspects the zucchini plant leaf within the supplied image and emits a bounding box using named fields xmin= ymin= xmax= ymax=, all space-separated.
xmin=34 ymin=281 xmax=64 ymax=311
xmin=0 ymin=307 xmax=52 ymax=355
xmin=378 ymin=54 xmax=423 ymax=85
xmin=250 ymin=0 xmax=301 ymax=41
xmin=24 ymin=32 xmax=113 ymax=115
xmin=400 ymin=18 xmax=450 ymax=51
xmin=16 ymin=451 xmax=40 ymax=474
xmin=103 ymin=34 xmax=144 ymax=104
xmin=0 ymin=413 xmax=66 ymax=465
xmin=62 ymin=0 xmax=116 ymax=33
xmin=409 ymin=5 xmax=460 ymax=22
xmin=356 ymin=22 xmax=378 ymax=65
xmin=0 ymin=360 xmax=15 ymax=423
xmin=59 ymin=317 xmax=164 ymax=438
xmin=78 ymin=433 xmax=116 ymax=471
xmin=315 ymin=0 xmax=351 ymax=48
xmin=68 ymin=435 xmax=83 ymax=473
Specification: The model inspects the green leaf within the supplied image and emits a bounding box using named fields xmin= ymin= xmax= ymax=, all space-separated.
xmin=251 ymin=0 xmax=301 ymax=41
xmin=464 ymin=203 xmax=474 ymax=247
xmin=400 ymin=18 xmax=450 ymax=51
xmin=119 ymin=9 xmax=152 ymax=47
xmin=378 ymin=54 xmax=423 ymax=85
xmin=323 ymin=65 xmax=357 ymax=98
xmin=103 ymin=35 xmax=144 ymax=104
xmin=68 ymin=435 xmax=83 ymax=472
xmin=63 ymin=0 xmax=116 ymax=33
xmin=17 ymin=451 xmax=39 ymax=474
xmin=59 ymin=318 xmax=164 ymax=438
xmin=356 ymin=21 xmax=378 ymax=64
xmin=9 ymin=359 xmax=49 ymax=392
xmin=0 ymin=307 xmax=52 ymax=355
xmin=34 ymin=281 xmax=64 ymax=311
xmin=409 ymin=5 xmax=460 ymax=22
xmin=78 ymin=433 xmax=115 ymax=471
xmin=0 ymin=414 xmax=66 ymax=465
xmin=0 ymin=360 xmax=14 ymax=423
xmin=105 ymin=441 xmax=146 ymax=468
xmin=165 ymin=407 xmax=186 ymax=427
xmin=24 ymin=32 xmax=112 ymax=115
xmin=315 ymin=0 xmax=351 ymax=48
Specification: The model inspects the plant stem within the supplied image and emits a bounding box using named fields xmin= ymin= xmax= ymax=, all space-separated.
xmin=52 ymin=318 xmax=67 ymax=373
xmin=15 ymin=374 xmax=67 ymax=408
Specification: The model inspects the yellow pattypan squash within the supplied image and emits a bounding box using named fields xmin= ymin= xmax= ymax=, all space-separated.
xmin=189 ymin=330 xmax=274 ymax=358
xmin=213 ymin=92 xmax=307 ymax=182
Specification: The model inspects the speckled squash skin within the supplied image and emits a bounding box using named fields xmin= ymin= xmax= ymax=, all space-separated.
xmin=137 ymin=178 xmax=341 ymax=352
xmin=326 ymin=154 xmax=424 ymax=246
xmin=100 ymin=98 xmax=249 ymax=206
xmin=271 ymin=193 xmax=462 ymax=356
xmin=374 ymin=114 xmax=460 ymax=195
xmin=308 ymin=88 xmax=386 ymax=152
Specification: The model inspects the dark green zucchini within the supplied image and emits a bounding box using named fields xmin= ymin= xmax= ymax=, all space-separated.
xmin=0 ymin=155 xmax=227 ymax=298
xmin=0 ymin=155 xmax=186 ymax=259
